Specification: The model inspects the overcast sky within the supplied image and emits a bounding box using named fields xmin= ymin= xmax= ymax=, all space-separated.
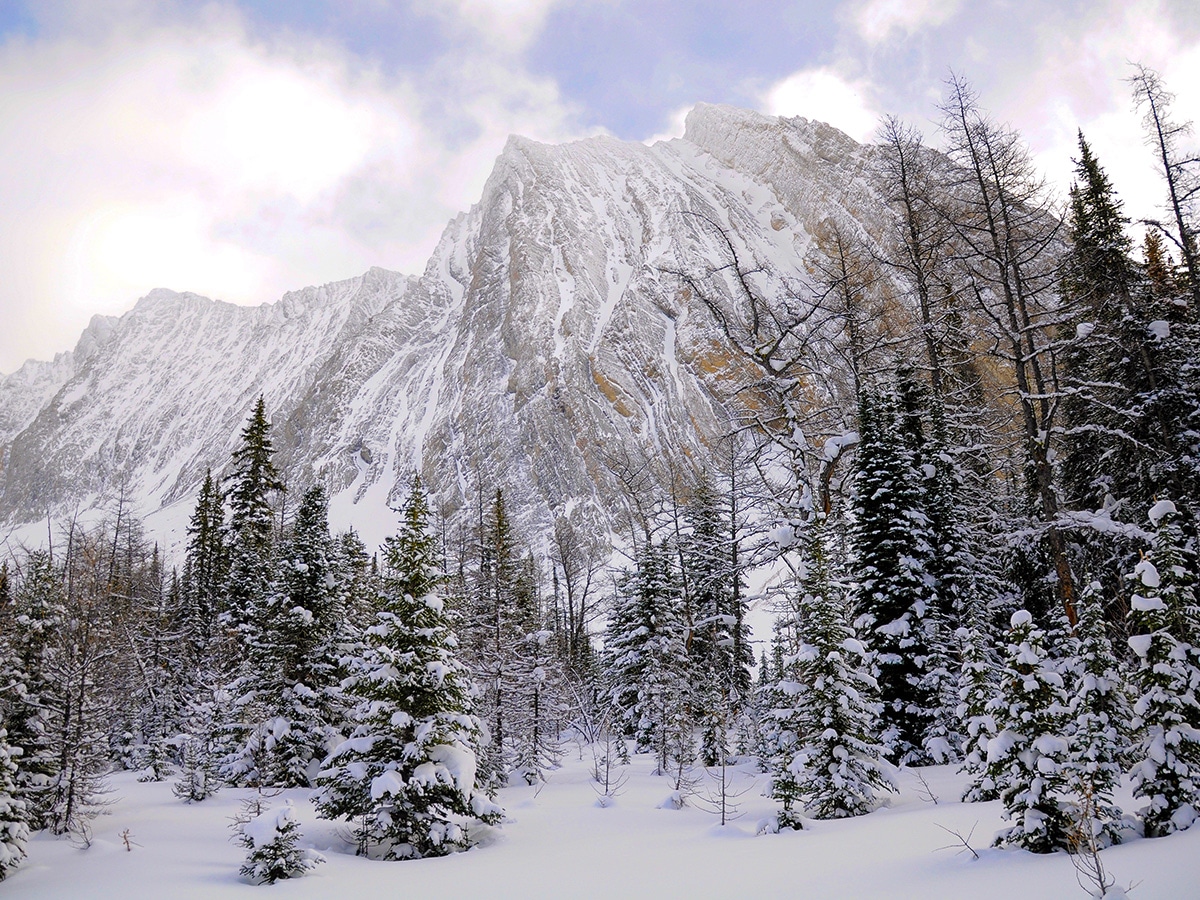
xmin=1 ymin=0 xmax=1197 ymax=374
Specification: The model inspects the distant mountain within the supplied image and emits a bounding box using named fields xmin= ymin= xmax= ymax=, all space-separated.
xmin=0 ymin=104 xmax=890 ymax=551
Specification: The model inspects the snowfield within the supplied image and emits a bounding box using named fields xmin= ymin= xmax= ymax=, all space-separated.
xmin=6 ymin=748 xmax=1197 ymax=899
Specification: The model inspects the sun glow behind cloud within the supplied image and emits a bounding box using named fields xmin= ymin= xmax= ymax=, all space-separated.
xmin=0 ymin=2 xmax=584 ymax=373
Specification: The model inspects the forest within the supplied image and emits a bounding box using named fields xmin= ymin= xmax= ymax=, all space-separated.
xmin=0 ymin=66 xmax=1198 ymax=891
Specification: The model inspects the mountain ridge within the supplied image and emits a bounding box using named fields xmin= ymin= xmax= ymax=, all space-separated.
xmin=0 ymin=104 xmax=890 ymax=555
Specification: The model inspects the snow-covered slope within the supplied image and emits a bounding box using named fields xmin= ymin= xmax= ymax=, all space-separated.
xmin=0 ymin=104 xmax=890 ymax=550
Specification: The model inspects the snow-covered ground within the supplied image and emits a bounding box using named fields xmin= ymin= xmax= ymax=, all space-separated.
xmin=7 ymin=748 xmax=1197 ymax=899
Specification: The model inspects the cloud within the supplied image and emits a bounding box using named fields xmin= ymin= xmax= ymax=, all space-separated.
xmin=852 ymin=0 xmax=961 ymax=46
xmin=641 ymin=105 xmax=691 ymax=145
xmin=981 ymin=0 xmax=1200 ymax=233
xmin=761 ymin=67 xmax=881 ymax=143
xmin=427 ymin=0 xmax=559 ymax=53
xmin=0 ymin=2 xmax=587 ymax=373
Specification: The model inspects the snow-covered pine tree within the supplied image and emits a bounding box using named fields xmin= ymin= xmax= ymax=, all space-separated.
xmin=222 ymin=396 xmax=284 ymax=667
xmin=179 ymin=468 xmax=226 ymax=673
xmin=315 ymin=478 xmax=501 ymax=859
xmin=128 ymin=546 xmax=180 ymax=782
xmin=1126 ymin=499 xmax=1200 ymax=837
xmin=0 ymin=729 xmax=28 ymax=880
xmin=957 ymin=612 xmax=1001 ymax=802
xmin=464 ymin=488 xmax=538 ymax=782
xmin=1064 ymin=579 xmax=1130 ymax=847
xmin=172 ymin=682 xmax=229 ymax=803
xmin=682 ymin=477 xmax=752 ymax=766
xmin=769 ymin=525 xmax=894 ymax=825
xmin=220 ymin=397 xmax=285 ymax=787
xmin=4 ymin=549 xmax=64 ymax=826
xmin=987 ymin=609 xmax=1074 ymax=853
xmin=633 ymin=540 xmax=690 ymax=772
xmin=849 ymin=383 xmax=937 ymax=765
xmin=511 ymin=605 xmax=565 ymax=785
xmin=264 ymin=484 xmax=343 ymax=787
xmin=237 ymin=800 xmax=323 ymax=884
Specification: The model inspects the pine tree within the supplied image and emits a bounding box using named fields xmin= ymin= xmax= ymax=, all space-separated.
xmin=682 ymin=477 xmax=752 ymax=758
xmin=265 ymin=484 xmax=342 ymax=787
xmin=173 ymin=683 xmax=229 ymax=803
xmin=180 ymin=468 xmax=226 ymax=670
xmin=314 ymin=479 xmax=501 ymax=859
xmin=237 ymin=800 xmax=323 ymax=884
xmin=1126 ymin=499 xmax=1200 ymax=837
xmin=464 ymin=488 xmax=537 ymax=781
xmin=4 ymin=550 xmax=64 ymax=825
xmin=220 ymin=397 xmax=285 ymax=787
xmin=987 ymin=610 xmax=1074 ymax=853
xmin=0 ymin=730 xmax=29 ymax=880
xmin=849 ymin=383 xmax=937 ymax=764
xmin=1064 ymin=580 xmax=1130 ymax=847
xmin=769 ymin=526 xmax=894 ymax=825
xmin=223 ymin=396 xmax=284 ymax=667
xmin=603 ymin=539 xmax=690 ymax=772
xmin=957 ymin=610 xmax=1001 ymax=802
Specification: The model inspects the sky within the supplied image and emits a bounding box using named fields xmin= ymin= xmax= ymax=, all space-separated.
xmin=0 ymin=0 xmax=1197 ymax=374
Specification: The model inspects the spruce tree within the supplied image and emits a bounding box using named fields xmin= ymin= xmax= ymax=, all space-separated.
xmin=957 ymin=615 xmax=1000 ymax=802
xmin=220 ymin=397 xmax=285 ymax=787
xmin=315 ymin=479 xmax=501 ymax=859
xmin=987 ymin=610 xmax=1074 ymax=853
xmin=0 ymin=729 xmax=28 ymax=880
xmin=266 ymin=484 xmax=342 ymax=787
xmin=181 ymin=468 xmax=226 ymax=669
xmin=1064 ymin=579 xmax=1130 ymax=847
xmin=1126 ymin=499 xmax=1200 ymax=837
xmin=849 ymin=384 xmax=937 ymax=764
xmin=602 ymin=539 xmax=690 ymax=772
xmin=222 ymin=396 xmax=284 ymax=667
xmin=769 ymin=526 xmax=894 ymax=825
xmin=237 ymin=800 xmax=323 ymax=884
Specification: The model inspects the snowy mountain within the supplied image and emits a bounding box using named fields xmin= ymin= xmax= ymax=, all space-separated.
xmin=0 ymin=103 xmax=888 ymax=550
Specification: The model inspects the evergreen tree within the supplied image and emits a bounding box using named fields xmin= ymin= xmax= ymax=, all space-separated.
xmin=957 ymin=614 xmax=1000 ymax=802
xmin=222 ymin=396 xmax=284 ymax=666
xmin=850 ymin=383 xmax=937 ymax=764
xmin=769 ymin=526 xmax=894 ymax=825
xmin=464 ymin=488 xmax=538 ymax=780
xmin=0 ymin=729 xmax=28 ymax=880
xmin=4 ymin=550 xmax=64 ymax=824
xmin=180 ymin=468 xmax=226 ymax=670
xmin=1064 ymin=579 xmax=1130 ymax=847
xmin=314 ymin=480 xmax=501 ymax=859
xmin=173 ymin=682 xmax=230 ymax=803
xmin=264 ymin=484 xmax=342 ymax=787
xmin=237 ymin=801 xmax=323 ymax=884
xmin=220 ymin=397 xmax=285 ymax=787
xmin=682 ymin=477 xmax=752 ymax=754
xmin=1126 ymin=499 xmax=1200 ymax=837
xmin=987 ymin=610 xmax=1074 ymax=853
xmin=603 ymin=539 xmax=690 ymax=772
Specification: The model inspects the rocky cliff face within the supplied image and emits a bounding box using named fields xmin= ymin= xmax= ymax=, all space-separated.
xmin=0 ymin=104 xmax=890 ymax=551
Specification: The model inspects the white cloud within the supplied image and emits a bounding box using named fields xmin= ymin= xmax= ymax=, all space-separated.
xmin=761 ymin=67 xmax=881 ymax=143
xmin=853 ymin=0 xmax=960 ymax=45
xmin=429 ymin=0 xmax=559 ymax=53
xmin=0 ymin=4 xmax=587 ymax=373
xmin=987 ymin=1 xmax=1200 ymax=235
xmin=642 ymin=105 xmax=691 ymax=145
